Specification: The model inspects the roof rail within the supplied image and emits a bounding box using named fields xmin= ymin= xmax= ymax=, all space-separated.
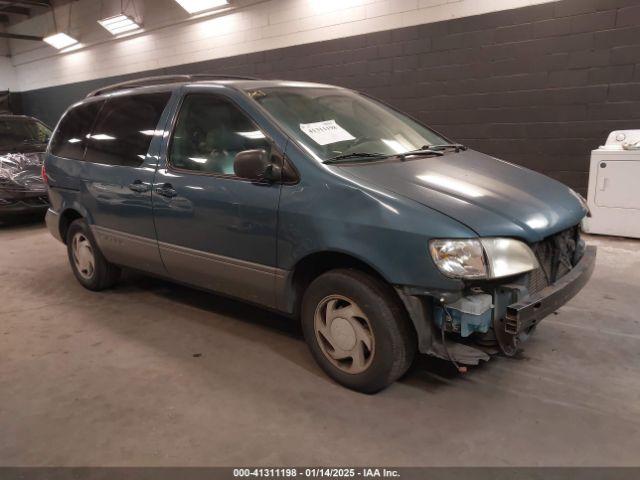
xmin=86 ymin=74 xmax=258 ymax=97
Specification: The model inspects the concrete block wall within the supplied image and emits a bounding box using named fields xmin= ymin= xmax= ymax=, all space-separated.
xmin=0 ymin=58 xmax=17 ymax=91
xmin=8 ymin=0 xmax=558 ymax=92
xmin=12 ymin=0 xmax=640 ymax=194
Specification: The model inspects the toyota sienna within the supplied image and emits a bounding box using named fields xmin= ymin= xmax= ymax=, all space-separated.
xmin=44 ymin=75 xmax=596 ymax=393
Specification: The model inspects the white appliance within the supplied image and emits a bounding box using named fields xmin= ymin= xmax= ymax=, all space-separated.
xmin=582 ymin=130 xmax=640 ymax=239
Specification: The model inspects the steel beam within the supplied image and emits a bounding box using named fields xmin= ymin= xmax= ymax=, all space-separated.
xmin=0 ymin=0 xmax=49 ymax=7
xmin=0 ymin=32 xmax=43 ymax=41
xmin=0 ymin=6 xmax=31 ymax=16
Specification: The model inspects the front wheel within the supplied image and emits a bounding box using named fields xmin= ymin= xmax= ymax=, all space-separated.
xmin=301 ymin=269 xmax=416 ymax=393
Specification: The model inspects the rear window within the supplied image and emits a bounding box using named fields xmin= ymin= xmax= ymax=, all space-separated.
xmin=50 ymin=101 xmax=104 ymax=160
xmin=84 ymin=92 xmax=171 ymax=167
xmin=0 ymin=117 xmax=51 ymax=148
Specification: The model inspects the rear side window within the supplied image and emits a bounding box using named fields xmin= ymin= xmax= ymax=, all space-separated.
xmin=50 ymin=101 xmax=104 ymax=160
xmin=84 ymin=92 xmax=171 ymax=167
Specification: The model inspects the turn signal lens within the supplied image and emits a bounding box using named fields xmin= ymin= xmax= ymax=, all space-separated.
xmin=481 ymin=238 xmax=539 ymax=279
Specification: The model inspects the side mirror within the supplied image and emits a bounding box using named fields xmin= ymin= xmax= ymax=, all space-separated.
xmin=233 ymin=149 xmax=281 ymax=182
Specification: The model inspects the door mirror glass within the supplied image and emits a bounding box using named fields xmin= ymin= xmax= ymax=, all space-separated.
xmin=234 ymin=149 xmax=281 ymax=182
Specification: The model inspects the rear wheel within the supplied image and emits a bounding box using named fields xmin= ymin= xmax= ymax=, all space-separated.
xmin=66 ymin=219 xmax=120 ymax=291
xmin=301 ymin=269 xmax=416 ymax=393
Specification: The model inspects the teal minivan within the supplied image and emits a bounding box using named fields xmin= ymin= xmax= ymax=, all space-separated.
xmin=44 ymin=75 xmax=596 ymax=393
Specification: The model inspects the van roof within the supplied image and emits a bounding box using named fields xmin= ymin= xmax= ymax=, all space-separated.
xmin=86 ymin=75 xmax=338 ymax=98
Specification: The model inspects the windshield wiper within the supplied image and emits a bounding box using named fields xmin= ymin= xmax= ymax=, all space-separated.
xmin=394 ymin=148 xmax=444 ymax=160
xmin=323 ymin=144 xmax=465 ymax=164
xmin=323 ymin=152 xmax=389 ymax=164
xmin=393 ymin=143 xmax=466 ymax=160
xmin=426 ymin=143 xmax=467 ymax=152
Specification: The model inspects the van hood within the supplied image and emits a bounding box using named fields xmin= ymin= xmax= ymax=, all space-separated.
xmin=336 ymin=149 xmax=587 ymax=243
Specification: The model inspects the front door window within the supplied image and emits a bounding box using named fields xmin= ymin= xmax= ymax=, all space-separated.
xmin=169 ymin=94 xmax=270 ymax=176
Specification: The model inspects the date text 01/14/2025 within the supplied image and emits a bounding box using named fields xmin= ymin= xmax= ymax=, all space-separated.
xmin=232 ymin=468 xmax=400 ymax=478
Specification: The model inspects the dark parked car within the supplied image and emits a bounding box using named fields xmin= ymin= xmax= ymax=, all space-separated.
xmin=43 ymin=75 xmax=595 ymax=392
xmin=0 ymin=114 xmax=51 ymax=216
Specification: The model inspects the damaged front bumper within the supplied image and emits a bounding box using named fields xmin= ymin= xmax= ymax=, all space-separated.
xmin=493 ymin=245 xmax=596 ymax=356
xmin=505 ymin=246 xmax=596 ymax=332
xmin=396 ymin=245 xmax=597 ymax=365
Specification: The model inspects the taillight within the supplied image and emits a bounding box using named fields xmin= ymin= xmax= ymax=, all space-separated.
xmin=41 ymin=163 xmax=48 ymax=185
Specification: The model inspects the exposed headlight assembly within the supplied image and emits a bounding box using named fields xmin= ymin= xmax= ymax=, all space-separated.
xmin=429 ymin=238 xmax=539 ymax=280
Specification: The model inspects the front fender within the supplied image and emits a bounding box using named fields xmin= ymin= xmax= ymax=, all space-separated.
xmin=277 ymin=162 xmax=474 ymax=291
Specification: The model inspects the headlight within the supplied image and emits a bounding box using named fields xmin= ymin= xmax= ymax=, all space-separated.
xmin=429 ymin=239 xmax=487 ymax=279
xmin=429 ymin=238 xmax=539 ymax=279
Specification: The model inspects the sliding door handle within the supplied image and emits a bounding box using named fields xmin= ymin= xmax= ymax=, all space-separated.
xmin=128 ymin=180 xmax=149 ymax=193
xmin=155 ymin=183 xmax=178 ymax=198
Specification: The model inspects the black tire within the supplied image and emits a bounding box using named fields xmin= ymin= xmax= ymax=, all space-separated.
xmin=301 ymin=269 xmax=416 ymax=393
xmin=66 ymin=219 xmax=120 ymax=291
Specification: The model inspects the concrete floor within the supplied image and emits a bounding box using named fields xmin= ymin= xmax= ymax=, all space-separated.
xmin=1 ymin=216 xmax=639 ymax=467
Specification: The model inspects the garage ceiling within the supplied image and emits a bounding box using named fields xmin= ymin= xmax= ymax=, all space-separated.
xmin=0 ymin=0 xmax=59 ymax=26
xmin=0 ymin=0 xmax=72 ymax=43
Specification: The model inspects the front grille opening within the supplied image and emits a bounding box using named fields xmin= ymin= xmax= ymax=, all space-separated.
xmin=527 ymin=226 xmax=582 ymax=294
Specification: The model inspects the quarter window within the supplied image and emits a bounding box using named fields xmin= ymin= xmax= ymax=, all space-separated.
xmin=84 ymin=92 xmax=171 ymax=167
xmin=50 ymin=101 xmax=104 ymax=160
xmin=169 ymin=94 xmax=270 ymax=175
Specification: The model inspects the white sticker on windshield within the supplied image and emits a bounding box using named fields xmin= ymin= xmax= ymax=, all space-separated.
xmin=299 ymin=120 xmax=355 ymax=146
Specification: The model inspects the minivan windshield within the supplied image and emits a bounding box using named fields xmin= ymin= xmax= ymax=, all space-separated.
xmin=0 ymin=117 xmax=51 ymax=149
xmin=247 ymin=86 xmax=448 ymax=163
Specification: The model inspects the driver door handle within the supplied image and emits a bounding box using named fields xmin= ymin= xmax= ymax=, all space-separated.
xmin=155 ymin=183 xmax=178 ymax=198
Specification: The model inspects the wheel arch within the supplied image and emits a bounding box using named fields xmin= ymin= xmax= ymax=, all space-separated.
xmin=285 ymin=250 xmax=403 ymax=318
xmin=58 ymin=208 xmax=84 ymax=244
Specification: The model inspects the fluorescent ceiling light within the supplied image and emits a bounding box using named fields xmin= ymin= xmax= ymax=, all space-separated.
xmin=174 ymin=0 xmax=229 ymax=14
xmin=43 ymin=32 xmax=78 ymax=50
xmin=236 ymin=130 xmax=265 ymax=139
xmin=98 ymin=14 xmax=142 ymax=35
xmin=140 ymin=130 xmax=164 ymax=136
xmin=417 ymin=174 xmax=485 ymax=198
xmin=88 ymin=134 xmax=116 ymax=141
